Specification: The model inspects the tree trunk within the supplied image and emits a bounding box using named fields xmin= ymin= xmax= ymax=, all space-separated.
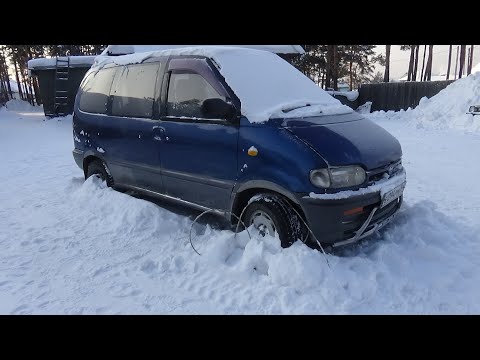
xmin=454 ymin=46 xmax=459 ymax=79
xmin=325 ymin=45 xmax=333 ymax=90
xmin=333 ymin=45 xmax=338 ymax=91
xmin=467 ymin=45 xmax=474 ymax=75
xmin=420 ymin=45 xmax=427 ymax=81
xmin=31 ymin=75 xmax=41 ymax=105
xmin=459 ymin=45 xmax=466 ymax=79
xmin=467 ymin=47 xmax=471 ymax=75
xmin=18 ymin=61 xmax=33 ymax=105
xmin=0 ymin=54 xmax=13 ymax=99
xmin=20 ymin=70 xmax=31 ymax=104
xmin=407 ymin=46 xmax=415 ymax=81
xmin=13 ymin=59 xmax=24 ymax=100
xmin=446 ymin=45 xmax=452 ymax=80
xmin=27 ymin=77 xmax=35 ymax=105
xmin=413 ymin=45 xmax=419 ymax=81
xmin=349 ymin=59 xmax=353 ymax=90
xmin=424 ymin=45 xmax=434 ymax=81
xmin=384 ymin=45 xmax=391 ymax=82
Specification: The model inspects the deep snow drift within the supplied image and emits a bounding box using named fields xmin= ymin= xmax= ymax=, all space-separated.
xmin=1 ymin=86 xmax=480 ymax=313
xmin=368 ymin=72 xmax=480 ymax=133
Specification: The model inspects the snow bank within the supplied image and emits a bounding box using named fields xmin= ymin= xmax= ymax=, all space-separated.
xmin=327 ymin=90 xmax=359 ymax=102
xmin=367 ymin=72 xmax=480 ymax=133
xmin=188 ymin=200 xmax=480 ymax=313
xmin=3 ymin=99 xmax=39 ymax=112
xmin=2 ymin=102 xmax=480 ymax=314
xmin=93 ymin=46 xmax=352 ymax=123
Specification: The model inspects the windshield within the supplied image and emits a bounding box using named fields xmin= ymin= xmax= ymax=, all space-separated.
xmin=212 ymin=49 xmax=353 ymax=123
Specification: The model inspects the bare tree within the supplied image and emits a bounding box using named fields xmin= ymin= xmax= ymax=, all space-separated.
xmin=383 ymin=45 xmax=391 ymax=82
xmin=446 ymin=45 xmax=452 ymax=80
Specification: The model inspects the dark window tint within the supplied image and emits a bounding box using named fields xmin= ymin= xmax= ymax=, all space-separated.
xmin=79 ymin=67 xmax=116 ymax=114
xmin=167 ymin=72 xmax=226 ymax=119
xmin=111 ymin=63 xmax=159 ymax=118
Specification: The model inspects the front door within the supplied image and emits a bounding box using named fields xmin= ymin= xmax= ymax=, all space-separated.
xmin=158 ymin=57 xmax=239 ymax=211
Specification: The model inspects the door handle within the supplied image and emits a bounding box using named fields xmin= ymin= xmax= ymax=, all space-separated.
xmin=152 ymin=126 xmax=166 ymax=142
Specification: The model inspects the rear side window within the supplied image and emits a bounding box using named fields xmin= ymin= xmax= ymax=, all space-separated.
xmin=167 ymin=72 xmax=226 ymax=119
xmin=111 ymin=63 xmax=160 ymax=118
xmin=79 ymin=68 xmax=116 ymax=114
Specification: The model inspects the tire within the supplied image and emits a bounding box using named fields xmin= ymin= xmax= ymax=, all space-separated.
xmin=86 ymin=159 xmax=114 ymax=187
xmin=242 ymin=194 xmax=307 ymax=248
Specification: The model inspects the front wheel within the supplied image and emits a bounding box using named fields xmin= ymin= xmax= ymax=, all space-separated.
xmin=243 ymin=194 xmax=307 ymax=248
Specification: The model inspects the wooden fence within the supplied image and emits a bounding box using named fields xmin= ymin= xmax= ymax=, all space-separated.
xmin=358 ymin=80 xmax=456 ymax=112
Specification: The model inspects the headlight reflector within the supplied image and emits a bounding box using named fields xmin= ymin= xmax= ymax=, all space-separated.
xmin=310 ymin=169 xmax=331 ymax=188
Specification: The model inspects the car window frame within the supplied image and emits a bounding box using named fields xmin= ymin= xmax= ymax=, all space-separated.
xmin=78 ymin=66 xmax=118 ymax=115
xmin=159 ymin=56 xmax=241 ymax=125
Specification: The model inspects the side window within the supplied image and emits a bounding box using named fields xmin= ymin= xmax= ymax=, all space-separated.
xmin=79 ymin=67 xmax=116 ymax=114
xmin=167 ymin=72 xmax=226 ymax=119
xmin=111 ymin=63 xmax=159 ymax=118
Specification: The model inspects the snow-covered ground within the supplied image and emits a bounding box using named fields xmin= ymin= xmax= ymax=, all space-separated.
xmin=1 ymin=82 xmax=480 ymax=313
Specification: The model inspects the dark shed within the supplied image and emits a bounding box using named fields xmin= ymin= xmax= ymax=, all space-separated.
xmin=28 ymin=56 xmax=96 ymax=118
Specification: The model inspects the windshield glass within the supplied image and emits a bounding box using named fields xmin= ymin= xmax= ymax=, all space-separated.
xmin=212 ymin=49 xmax=353 ymax=123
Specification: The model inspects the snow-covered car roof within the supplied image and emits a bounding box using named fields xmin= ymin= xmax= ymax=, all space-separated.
xmin=92 ymin=46 xmax=351 ymax=123
xmin=101 ymin=45 xmax=306 ymax=56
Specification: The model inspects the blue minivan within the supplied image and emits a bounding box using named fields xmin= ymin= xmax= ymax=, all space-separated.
xmin=72 ymin=46 xmax=406 ymax=249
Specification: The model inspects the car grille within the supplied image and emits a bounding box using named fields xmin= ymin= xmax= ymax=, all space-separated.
xmin=366 ymin=159 xmax=403 ymax=186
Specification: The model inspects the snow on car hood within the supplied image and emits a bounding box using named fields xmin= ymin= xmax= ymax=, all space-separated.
xmin=92 ymin=46 xmax=353 ymax=123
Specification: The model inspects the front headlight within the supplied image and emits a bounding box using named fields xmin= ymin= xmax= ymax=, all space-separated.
xmin=310 ymin=166 xmax=366 ymax=189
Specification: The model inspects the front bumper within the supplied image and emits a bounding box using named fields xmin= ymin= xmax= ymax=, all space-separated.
xmin=297 ymin=187 xmax=403 ymax=247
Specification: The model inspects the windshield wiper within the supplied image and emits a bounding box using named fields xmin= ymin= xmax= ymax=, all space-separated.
xmin=281 ymin=104 xmax=323 ymax=114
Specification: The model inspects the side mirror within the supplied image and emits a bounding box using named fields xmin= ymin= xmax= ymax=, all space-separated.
xmin=201 ymin=98 xmax=236 ymax=120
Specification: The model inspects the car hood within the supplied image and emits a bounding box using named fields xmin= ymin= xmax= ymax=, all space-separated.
xmin=284 ymin=115 xmax=402 ymax=170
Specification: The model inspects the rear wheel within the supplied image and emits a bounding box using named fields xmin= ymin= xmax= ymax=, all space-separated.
xmin=86 ymin=160 xmax=114 ymax=187
xmin=243 ymin=194 xmax=307 ymax=248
